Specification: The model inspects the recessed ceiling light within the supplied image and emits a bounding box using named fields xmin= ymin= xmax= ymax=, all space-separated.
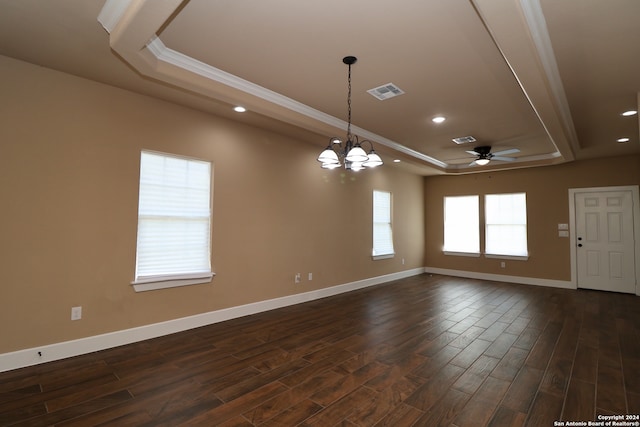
xmin=432 ymin=116 xmax=446 ymax=124
xmin=621 ymin=110 xmax=637 ymax=116
xmin=617 ymin=137 xmax=630 ymax=143
xmin=234 ymin=106 xmax=246 ymax=113
xmin=393 ymin=159 xmax=401 ymax=163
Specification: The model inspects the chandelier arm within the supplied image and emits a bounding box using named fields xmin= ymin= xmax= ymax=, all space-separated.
xmin=330 ymin=139 xmax=344 ymax=151
xmin=358 ymin=139 xmax=376 ymax=150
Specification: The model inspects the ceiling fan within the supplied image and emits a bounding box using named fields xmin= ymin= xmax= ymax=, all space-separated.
xmin=467 ymin=146 xmax=520 ymax=166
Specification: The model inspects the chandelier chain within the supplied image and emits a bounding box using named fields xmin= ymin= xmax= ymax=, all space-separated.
xmin=347 ymin=62 xmax=352 ymax=141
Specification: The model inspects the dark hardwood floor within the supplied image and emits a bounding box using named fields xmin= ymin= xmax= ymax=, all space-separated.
xmin=1 ymin=274 xmax=639 ymax=426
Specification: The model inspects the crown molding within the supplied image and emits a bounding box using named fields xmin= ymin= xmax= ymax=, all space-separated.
xmin=519 ymin=0 xmax=579 ymax=153
xmin=145 ymin=38 xmax=345 ymax=131
xmin=100 ymin=1 xmax=447 ymax=169
xmin=99 ymin=0 xmax=566 ymax=173
xmin=146 ymin=38 xmax=447 ymax=168
xmin=97 ymin=0 xmax=132 ymax=33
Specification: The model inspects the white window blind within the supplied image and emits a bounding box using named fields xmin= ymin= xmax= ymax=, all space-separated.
xmin=443 ymin=195 xmax=479 ymax=254
xmin=134 ymin=151 xmax=212 ymax=285
xmin=372 ymin=190 xmax=394 ymax=258
xmin=485 ymin=193 xmax=528 ymax=257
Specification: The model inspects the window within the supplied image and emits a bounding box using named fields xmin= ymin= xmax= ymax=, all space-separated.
xmin=372 ymin=190 xmax=394 ymax=259
xmin=443 ymin=193 xmax=528 ymax=259
xmin=443 ymin=195 xmax=480 ymax=255
xmin=485 ymin=193 xmax=528 ymax=257
xmin=133 ymin=151 xmax=213 ymax=291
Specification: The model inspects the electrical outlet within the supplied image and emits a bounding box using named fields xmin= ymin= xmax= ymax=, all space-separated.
xmin=308 ymin=273 xmax=313 ymax=281
xmin=71 ymin=306 xmax=82 ymax=320
xmin=294 ymin=273 xmax=301 ymax=284
xmin=500 ymin=262 xmax=506 ymax=268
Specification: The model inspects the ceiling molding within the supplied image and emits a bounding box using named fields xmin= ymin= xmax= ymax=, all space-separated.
xmin=145 ymin=37 xmax=347 ymax=134
xmin=97 ymin=0 xmax=581 ymax=174
xmin=100 ymin=1 xmax=448 ymax=170
xmin=146 ymin=38 xmax=448 ymax=168
xmin=470 ymin=0 xmax=573 ymax=164
xmin=97 ymin=0 xmax=133 ymax=33
xmin=519 ymin=0 xmax=580 ymax=152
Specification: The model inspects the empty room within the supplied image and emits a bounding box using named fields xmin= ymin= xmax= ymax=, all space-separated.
xmin=1 ymin=1 xmax=639 ymax=426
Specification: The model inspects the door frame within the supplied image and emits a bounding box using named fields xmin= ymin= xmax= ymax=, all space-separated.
xmin=568 ymin=185 xmax=640 ymax=296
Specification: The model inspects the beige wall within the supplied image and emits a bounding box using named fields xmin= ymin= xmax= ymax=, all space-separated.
xmin=424 ymin=156 xmax=640 ymax=280
xmin=0 ymin=56 xmax=425 ymax=354
xmin=3 ymin=53 xmax=638 ymax=357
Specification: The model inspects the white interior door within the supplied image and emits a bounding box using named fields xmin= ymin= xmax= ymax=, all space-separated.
xmin=574 ymin=190 xmax=637 ymax=293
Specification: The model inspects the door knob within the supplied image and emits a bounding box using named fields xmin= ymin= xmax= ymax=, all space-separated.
xmin=578 ymin=244 xmax=583 ymax=247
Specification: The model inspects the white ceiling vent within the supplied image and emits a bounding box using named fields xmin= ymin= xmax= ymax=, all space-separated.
xmin=452 ymin=136 xmax=477 ymax=145
xmin=367 ymin=83 xmax=405 ymax=100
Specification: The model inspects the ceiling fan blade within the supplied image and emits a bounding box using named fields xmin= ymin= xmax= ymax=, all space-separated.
xmin=465 ymin=150 xmax=478 ymax=155
xmin=492 ymin=156 xmax=516 ymax=162
xmin=492 ymin=148 xmax=520 ymax=157
xmin=468 ymin=160 xmax=478 ymax=166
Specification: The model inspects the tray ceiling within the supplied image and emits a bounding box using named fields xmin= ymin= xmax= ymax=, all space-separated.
xmin=0 ymin=0 xmax=638 ymax=175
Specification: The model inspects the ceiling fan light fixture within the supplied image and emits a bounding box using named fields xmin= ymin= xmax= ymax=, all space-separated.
xmin=466 ymin=146 xmax=519 ymax=166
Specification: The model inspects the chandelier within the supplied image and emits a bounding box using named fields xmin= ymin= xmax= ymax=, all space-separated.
xmin=317 ymin=56 xmax=383 ymax=171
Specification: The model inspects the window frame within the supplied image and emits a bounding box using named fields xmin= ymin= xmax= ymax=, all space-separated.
xmin=372 ymin=190 xmax=395 ymax=260
xmin=132 ymin=150 xmax=215 ymax=292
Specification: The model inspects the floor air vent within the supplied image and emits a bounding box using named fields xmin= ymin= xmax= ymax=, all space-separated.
xmin=367 ymin=83 xmax=405 ymax=100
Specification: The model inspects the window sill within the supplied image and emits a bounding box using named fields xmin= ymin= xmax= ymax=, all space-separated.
xmin=443 ymin=251 xmax=481 ymax=258
xmin=484 ymin=254 xmax=529 ymax=261
xmin=132 ymin=272 xmax=215 ymax=292
xmin=372 ymin=253 xmax=395 ymax=261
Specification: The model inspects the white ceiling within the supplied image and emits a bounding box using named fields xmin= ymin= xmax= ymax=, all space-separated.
xmin=0 ymin=0 xmax=638 ymax=175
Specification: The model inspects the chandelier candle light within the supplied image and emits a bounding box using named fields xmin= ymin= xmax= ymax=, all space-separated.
xmin=317 ymin=56 xmax=383 ymax=171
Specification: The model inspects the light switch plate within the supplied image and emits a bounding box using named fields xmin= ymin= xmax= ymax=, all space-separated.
xmin=558 ymin=223 xmax=569 ymax=230
xmin=71 ymin=306 xmax=82 ymax=320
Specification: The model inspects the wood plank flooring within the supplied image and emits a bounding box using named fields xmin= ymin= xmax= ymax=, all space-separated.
xmin=1 ymin=274 xmax=639 ymax=426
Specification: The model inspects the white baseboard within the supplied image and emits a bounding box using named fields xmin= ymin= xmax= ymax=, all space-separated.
xmin=0 ymin=268 xmax=425 ymax=373
xmin=424 ymin=267 xmax=575 ymax=290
